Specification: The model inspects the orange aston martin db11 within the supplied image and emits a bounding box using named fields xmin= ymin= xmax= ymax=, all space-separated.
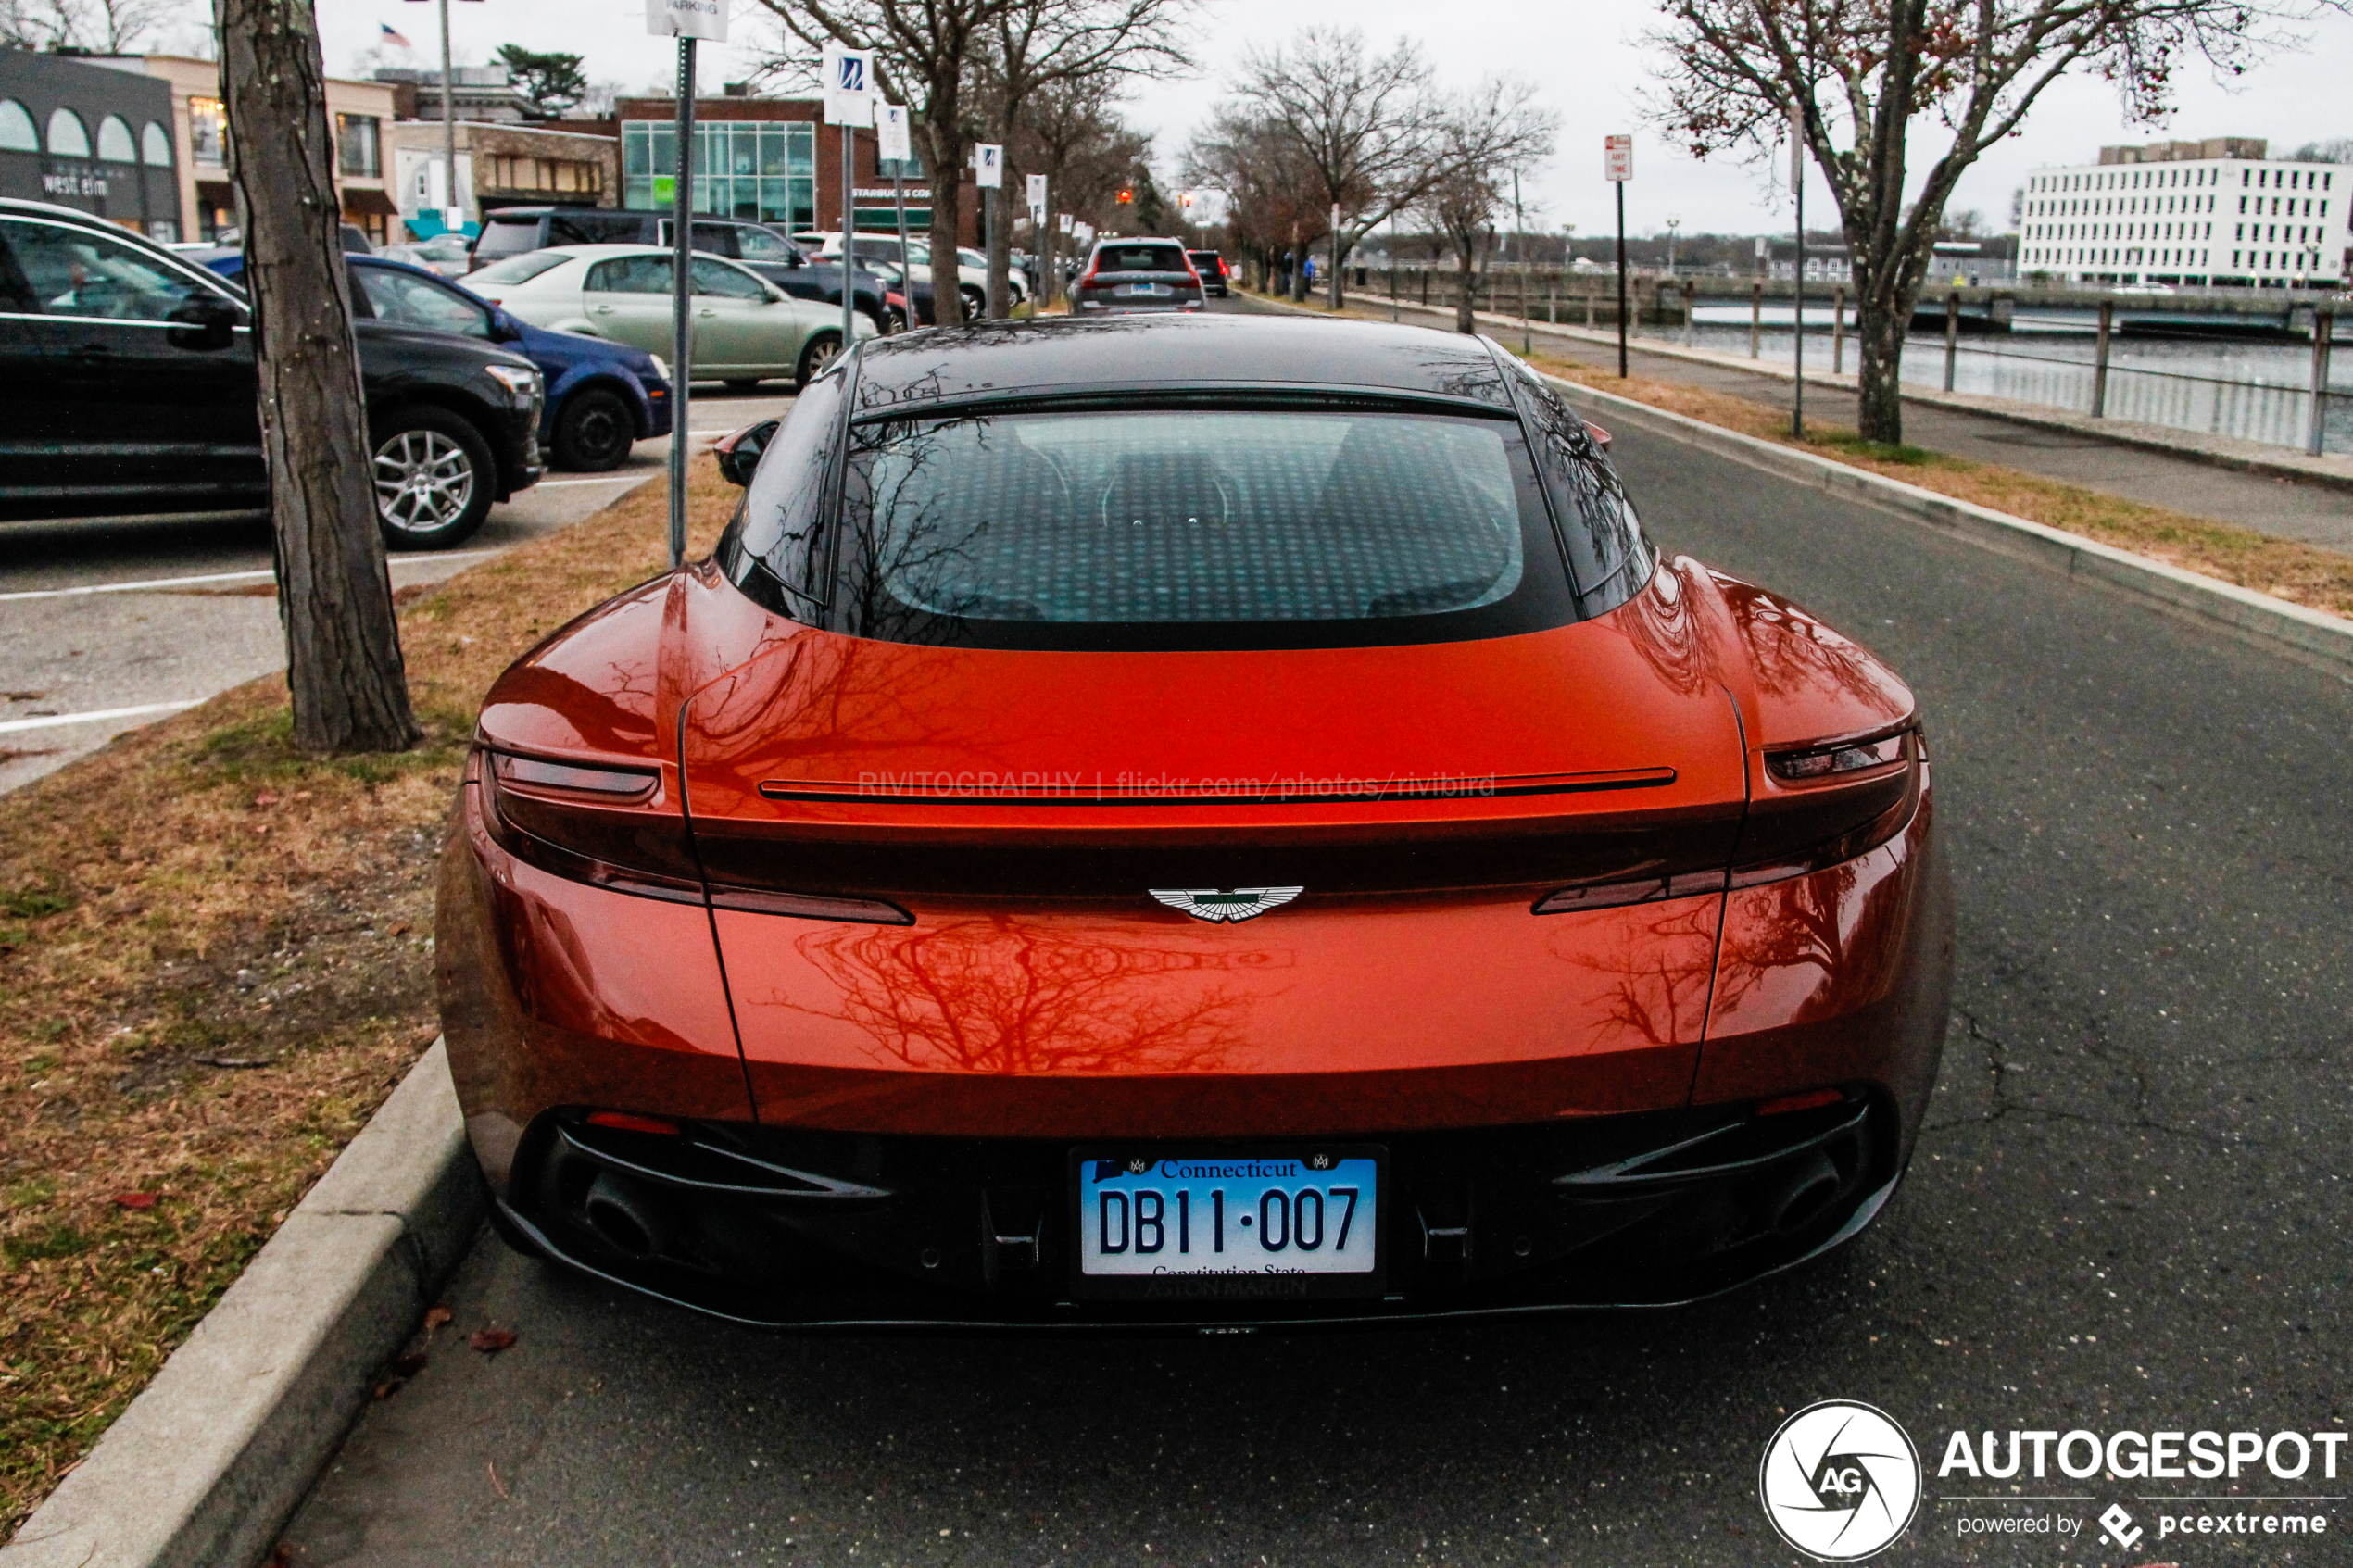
xmin=437 ymin=313 xmax=1952 ymax=1328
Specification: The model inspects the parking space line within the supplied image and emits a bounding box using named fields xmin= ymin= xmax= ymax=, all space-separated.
xmin=0 ymin=549 xmax=504 ymax=603
xmin=0 ymin=700 xmax=200 ymax=734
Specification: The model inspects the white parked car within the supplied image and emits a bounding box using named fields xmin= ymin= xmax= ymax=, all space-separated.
xmin=793 ymin=231 xmax=1022 ymax=309
xmin=462 ymin=245 xmax=877 ymax=390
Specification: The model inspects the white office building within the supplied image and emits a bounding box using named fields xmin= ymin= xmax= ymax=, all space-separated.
xmin=2018 ymin=136 xmax=2348 ymax=289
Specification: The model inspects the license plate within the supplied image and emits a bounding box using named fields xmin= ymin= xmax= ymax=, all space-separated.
xmin=1070 ymin=1147 xmax=1384 ymax=1301
xmin=1117 ymin=282 xmax=1171 ymax=297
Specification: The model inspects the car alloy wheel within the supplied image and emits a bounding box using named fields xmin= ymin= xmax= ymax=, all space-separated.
xmin=796 ymin=331 xmax=843 ymax=388
xmin=374 ymin=428 xmax=476 ymax=537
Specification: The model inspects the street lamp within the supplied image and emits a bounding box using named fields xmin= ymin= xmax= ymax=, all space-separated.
xmin=1665 ymin=215 xmax=1680 ymax=279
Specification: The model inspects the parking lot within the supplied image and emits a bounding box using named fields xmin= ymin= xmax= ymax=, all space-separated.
xmin=273 ymin=365 xmax=2353 ymax=1565
xmin=0 ymin=388 xmax=793 ymax=796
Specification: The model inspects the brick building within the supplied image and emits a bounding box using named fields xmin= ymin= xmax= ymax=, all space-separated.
xmin=560 ymin=94 xmax=975 ymax=245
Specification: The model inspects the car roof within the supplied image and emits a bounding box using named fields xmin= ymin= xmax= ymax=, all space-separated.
xmin=850 ymin=315 xmax=1517 ymax=416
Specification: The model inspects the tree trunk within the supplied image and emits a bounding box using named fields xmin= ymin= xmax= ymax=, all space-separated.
xmin=1854 ymin=287 xmax=1910 ymax=442
xmin=1328 ymin=228 xmax=1344 ymax=310
xmin=986 ymin=169 xmax=1013 ymax=319
xmin=1453 ymin=244 xmax=1477 ymax=334
xmin=922 ymin=109 xmax=966 ymax=328
xmin=221 ymin=0 xmax=419 ymax=755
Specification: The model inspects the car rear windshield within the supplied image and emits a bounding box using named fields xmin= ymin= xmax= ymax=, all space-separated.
xmin=467 ymin=251 xmax=568 ymax=286
xmin=470 ymin=216 xmax=543 ymax=263
xmin=1095 ymin=244 xmax=1190 ymax=275
xmin=819 ymin=406 xmax=1577 ymax=650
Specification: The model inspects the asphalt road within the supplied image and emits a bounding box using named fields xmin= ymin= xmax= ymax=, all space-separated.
xmin=0 ymin=388 xmax=796 ymax=796
xmin=276 ymin=310 xmax=2353 ymax=1566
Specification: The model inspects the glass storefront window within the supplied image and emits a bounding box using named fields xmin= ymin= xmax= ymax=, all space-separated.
xmin=622 ymin=119 xmax=816 ymax=230
xmin=188 ymin=97 xmax=225 ymax=165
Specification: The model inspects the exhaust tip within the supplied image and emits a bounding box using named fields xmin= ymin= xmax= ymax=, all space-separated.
xmin=584 ymin=1170 xmax=676 ymax=1261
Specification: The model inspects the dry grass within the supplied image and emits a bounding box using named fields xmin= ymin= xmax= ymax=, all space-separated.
xmin=0 ymin=468 xmax=735 ymax=1533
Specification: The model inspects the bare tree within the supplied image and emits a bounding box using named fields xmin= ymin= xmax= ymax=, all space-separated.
xmin=1016 ymin=74 xmax=1150 ymax=295
xmin=1234 ymin=28 xmax=1455 ymax=308
xmin=1417 ymin=79 xmax=1558 ymax=332
xmin=1182 ymin=106 xmax=1327 ymax=293
xmin=1650 ymin=0 xmax=2337 ymax=444
xmin=5 ymin=0 xmax=184 ymax=50
xmin=222 ymin=0 xmax=421 ymax=753
xmin=756 ymin=0 xmax=1025 ymax=327
xmin=973 ymin=0 xmax=1193 ymax=315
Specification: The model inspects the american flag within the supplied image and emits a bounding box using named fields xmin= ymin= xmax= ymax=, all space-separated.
xmin=379 ymin=21 xmax=413 ymax=47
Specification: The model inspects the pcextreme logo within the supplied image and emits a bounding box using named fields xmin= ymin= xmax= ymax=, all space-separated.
xmin=1758 ymin=1400 xmax=1924 ymax=1561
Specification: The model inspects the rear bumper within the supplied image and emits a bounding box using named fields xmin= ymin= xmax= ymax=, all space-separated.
xmin=491 ymin=1090 xmax=1906 ymax=1330
xmin=437 ymin=764 xmax=1952 ymax=1330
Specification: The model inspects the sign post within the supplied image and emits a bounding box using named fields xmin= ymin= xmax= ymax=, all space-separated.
xmin=1790 ymin=100 xmax=1806 ymax=441
xmin=876 ymin=102 xmax=912 ymax=326
xmin=646 ymin=0 xmax=730 ymax=569
xmin=975 ymin=143 xmax=1003 ymax=318
xmin=823 ymin=44 xmax=875 ymax=350
xmin=1604 ymin=133 xmax=1632 ymax=378
xmin=1026 ymin=171 xmax=1049 ymax=307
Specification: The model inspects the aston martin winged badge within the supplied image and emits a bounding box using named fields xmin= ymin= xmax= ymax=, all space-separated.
xmin=1148 ymin=886 xmax=1304 ymax=923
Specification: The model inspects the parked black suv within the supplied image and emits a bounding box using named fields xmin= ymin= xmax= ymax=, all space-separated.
xmin=0 ymin=198 xmax=543 ymax=547
xmin=471 ymin=207 xmax=890 ymax=333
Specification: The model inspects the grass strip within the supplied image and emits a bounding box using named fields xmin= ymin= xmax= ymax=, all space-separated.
xmin=0 ymin=469 xmax=734 ymax=1533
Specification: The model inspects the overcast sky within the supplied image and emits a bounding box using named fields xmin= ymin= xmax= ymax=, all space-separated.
xmin=318 ymin=0 xmax=2353 ymax=237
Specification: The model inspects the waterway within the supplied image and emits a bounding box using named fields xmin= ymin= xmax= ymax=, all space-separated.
xmin=1645 ymin=307 xmax=2349 ymax=455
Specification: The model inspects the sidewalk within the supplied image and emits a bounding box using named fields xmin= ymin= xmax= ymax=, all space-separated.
xmin=1361 ymin=294 xmax=2353 ymax=555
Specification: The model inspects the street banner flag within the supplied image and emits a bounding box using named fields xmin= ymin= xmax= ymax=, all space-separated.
xmin=876 ymin=103 xmax=911 ymax=163
xmin=823 ymin=44 xmax=875 ymax=127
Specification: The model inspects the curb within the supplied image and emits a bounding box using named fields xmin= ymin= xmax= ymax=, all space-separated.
xmin=1360 ymin=293 xmax=2353 ymax=494
xmin=1 ymin=1041 xmax=480 ymax=1568
xmin=1243 ymin=292 xmax=2353 ymax=671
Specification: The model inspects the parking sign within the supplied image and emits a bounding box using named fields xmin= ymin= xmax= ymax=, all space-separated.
xmin=646 ymin=0 xmax=728 ymax=41
xmin=1604 ymin=133 xmax=1632 ymax=182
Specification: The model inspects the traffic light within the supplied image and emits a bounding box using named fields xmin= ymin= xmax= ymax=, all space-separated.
xmin=1116 ymin=188 xmax=1134 ymax=205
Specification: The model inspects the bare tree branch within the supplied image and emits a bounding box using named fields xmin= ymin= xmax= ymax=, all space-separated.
xmin=1645 ymin=0 xmax=2339 ymax=441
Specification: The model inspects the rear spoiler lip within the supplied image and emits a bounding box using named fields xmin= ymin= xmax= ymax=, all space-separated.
xmin=755 ymin=767 xmax=1678 ymax=807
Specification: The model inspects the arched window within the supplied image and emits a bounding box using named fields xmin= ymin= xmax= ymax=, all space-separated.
xmin=96 ymin=114 xmax=136 ymax=162
xmin=46 ymin=107 xmax=90 ymax=157
xmin=0 ymin=99 xmax=37 ymax=152
xmin=142 ymin=120 xmax=171 ymax=166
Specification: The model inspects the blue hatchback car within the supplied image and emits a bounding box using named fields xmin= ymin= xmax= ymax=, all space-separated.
xmin=200 ymin=251 xmax=673 ymax=470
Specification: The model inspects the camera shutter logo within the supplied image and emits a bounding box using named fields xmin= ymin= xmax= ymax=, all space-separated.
xmin=1757 ymin=1400 xmax=1922 ymax=1561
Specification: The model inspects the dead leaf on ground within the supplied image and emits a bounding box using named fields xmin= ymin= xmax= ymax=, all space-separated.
xmin=423 ymin=1304 xmax=453 ymax=1331
xmin=469 ymin=1327 xmax=517 ymax=1354
xmin=487 ymin=1460 xmax=510 ymax=1499
xmin=111 ymin=1192 xmax=158 ymax=1210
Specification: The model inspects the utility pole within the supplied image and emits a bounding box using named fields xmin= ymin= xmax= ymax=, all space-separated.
xmin=434 ymin=0 xmax=457 ymax=235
